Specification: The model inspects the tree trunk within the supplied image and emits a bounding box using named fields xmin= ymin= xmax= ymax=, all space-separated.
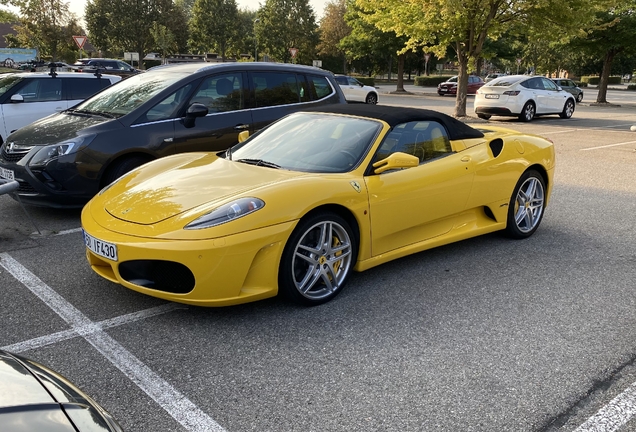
xmin=396 ymin=53 xmax=405 ymax=92
xmin=596 ymin=50 xmax=615 ymax=103
xmin=387 ymin=56 xmax=392 ymax=81
xmin=454 ymin=50 xmax=469 ymax=117
xmin=342 ymin=54 xmax=347 ymax=74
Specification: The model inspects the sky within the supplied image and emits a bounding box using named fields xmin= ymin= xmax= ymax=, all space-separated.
xmin=65 ymin=0 xmax=330 ymax=22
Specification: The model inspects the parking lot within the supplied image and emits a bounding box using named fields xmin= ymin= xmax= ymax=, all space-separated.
xmin=1 ymin=95 xmax=636 ymax=431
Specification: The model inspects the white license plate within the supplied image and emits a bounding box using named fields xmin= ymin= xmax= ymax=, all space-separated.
xmin=0 ymin=167 xmax=14 ymax=180
xmin=440 ymin=88 xmax=447 ymax=92
xmin=83 ymin=230 xmax=118 ymax=262
xmin=485 ymin=94 xmax=499 ymax=99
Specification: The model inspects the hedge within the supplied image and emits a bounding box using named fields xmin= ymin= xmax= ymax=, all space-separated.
xmin=628 ymin=84 xmax=636 ymax=91
xmin=355 ymin=77 xmax=375 ymax=86
xmin=414 ymin=75 xmax=455 ymax=86
xmin=580 ymin=76 xmax=622 ymax=85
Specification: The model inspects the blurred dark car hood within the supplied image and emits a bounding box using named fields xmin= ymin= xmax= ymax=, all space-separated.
xmin=7 ymin=111 xmax=114 ymax=146
xmin=0 ymin=350 xmax=122 ymax=432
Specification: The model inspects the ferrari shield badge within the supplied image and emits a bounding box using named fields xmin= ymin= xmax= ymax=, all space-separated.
xmin=350 ymin=181 xmax=361 ymax=193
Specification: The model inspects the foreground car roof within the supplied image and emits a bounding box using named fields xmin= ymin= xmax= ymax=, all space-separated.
xmin=303 ymin=104 xmax=484 ymax=140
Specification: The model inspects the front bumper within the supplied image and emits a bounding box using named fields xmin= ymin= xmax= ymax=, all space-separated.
xmin=81 ymin=203 xmax=297 ymax=306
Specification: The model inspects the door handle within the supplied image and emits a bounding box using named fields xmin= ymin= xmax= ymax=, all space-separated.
xmin=461 ymin=156 xmax=471 ymax=162
xmin=234 ymin=124 xmax=250 ymax=130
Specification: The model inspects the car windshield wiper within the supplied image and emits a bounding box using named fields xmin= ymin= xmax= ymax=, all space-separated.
xmin=66 ymin=108 xmax=117 ymax=119
xmin=235 ymin=158 xmax=280 ymax=169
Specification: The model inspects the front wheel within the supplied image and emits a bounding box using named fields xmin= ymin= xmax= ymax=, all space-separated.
xmin=505 ymin=170 xmax=546 ymax=239
xmin=576 ymin=93 xmax=583 ymax=103
xmin=365 ymin=93 xmax=378 ymax=104
xmin=477 ymin=113 xmax=491 ymax=120
xmin=279 ymin=212 xmax=357 ymax=306
xmin=560 ymin=99 xmax=575 ymax=119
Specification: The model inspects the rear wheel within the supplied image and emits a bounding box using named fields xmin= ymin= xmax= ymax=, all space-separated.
xmin=477 ymin=113 xmax=491 ymax=120
xmin=365 ymin=93 xmax=378 ymax=104
xmin=518 ymin=101 xmax=535 ymax=122
xmin=505 ymin=170 xmax=546 ymax=239
xmin=279 ymin=212 xmax=357 ymax=306
xmin=101 ymin=156 xmax=150 ymax=187
xmin=576 ymin=92 xmax=583 ymax=103
xmin=559 ymin=99 xmax=575 ymax=119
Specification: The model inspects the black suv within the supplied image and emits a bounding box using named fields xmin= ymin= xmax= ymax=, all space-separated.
xmin=74 ymin=58 xmax=141 ymax=78
xmin=0 ymin=62 xmax=346 ymax=207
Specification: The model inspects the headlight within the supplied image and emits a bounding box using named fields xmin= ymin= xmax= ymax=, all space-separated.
xmin=28 ymin=135 xmax=95 ymax=167
xmin=184 ymin=198 xmax=265 ymax=230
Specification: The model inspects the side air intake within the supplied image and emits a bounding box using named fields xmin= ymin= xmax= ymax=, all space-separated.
xmin=489 ymin=138 xmax=504 ymax=157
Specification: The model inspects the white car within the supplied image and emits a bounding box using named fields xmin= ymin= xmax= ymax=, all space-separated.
xmin=0 ymin=71 xmax=121 ymax=143
xmin=474 ymin=75 xmax=576 ymax=122
xmin=335 ymin=75 xmax=379 ymax=104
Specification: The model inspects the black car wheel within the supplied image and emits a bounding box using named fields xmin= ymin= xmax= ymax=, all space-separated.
xmin=576 ymin=92 xmax=583 ymax=103
xmin=559 ymin=99 xmax=575 ymax=119
xmin=518 ymin=101 xmax=535 ymax=122
xmin=365 ymin=93 xmax=378 ymax=104
xmin=279 ymin=211 xmax=357 ymax=306
xmin=477 ymin=113 xmax=491 ymax=120
xmin=505 ymin=169 xmax=546 ymax=239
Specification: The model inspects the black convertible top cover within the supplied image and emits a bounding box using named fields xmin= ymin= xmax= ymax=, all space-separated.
xmin=302 ymin=104 xmax=484 ymax=141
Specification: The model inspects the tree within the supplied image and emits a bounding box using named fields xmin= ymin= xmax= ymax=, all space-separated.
xmin=317 ymin=0 xmax=350 ymax=73
xmin=189 ymin=0 xmax=239 ymax=61
xmin=85 ymin=0 xmax=182 ymax=60
xmin=256 ymin=0 xmax=319 ymax=64
xmin=355 ymin=0 xmax=606 ymax=117
xmin=150 ymin=22 xmax=176 ymax=64
xmin=7 ymin=0 xmax=77 ymax=61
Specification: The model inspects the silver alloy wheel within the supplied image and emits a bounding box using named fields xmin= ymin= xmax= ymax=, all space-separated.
xmin=291 ymin=220 xmax=353 ymax=301
xmin=576 ymin=92 xmax=583 ymax=103
xmin=522 ymin=102 xmax=535 ymax=121
xmin=513 ymin=176 xmax=545 ymax=233
xmin=564 ymin=100 xmax=575 ymax=118
xmin=366 ymin=93 xmax=378 ymax=104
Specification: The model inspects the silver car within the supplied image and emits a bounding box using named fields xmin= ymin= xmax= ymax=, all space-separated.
xmin=552 ymin=78 xmax=584 ymax=103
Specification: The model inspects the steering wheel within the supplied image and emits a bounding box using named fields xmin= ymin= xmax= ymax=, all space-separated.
xmin=339 ymin=150 xmax=358 ymax=167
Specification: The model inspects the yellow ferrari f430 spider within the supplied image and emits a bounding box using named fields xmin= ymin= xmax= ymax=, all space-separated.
xmin=82 ymin=105 xmax=555 ymax=306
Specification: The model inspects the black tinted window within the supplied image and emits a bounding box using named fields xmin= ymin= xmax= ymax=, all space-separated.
xmin=306 ymin=75 xmax=333 ymax=100
xmin=16 ymin=78 xmax=62 ymax=101
xmin=67 ymin=78 xmax=110 ymax=100
xmin=189 ymin=73 xmax=244 ymax=113
xmin=335 ymin=76 xmax=347 ymax=85
xmin=251 ymin=72 xmax=301 ymax=107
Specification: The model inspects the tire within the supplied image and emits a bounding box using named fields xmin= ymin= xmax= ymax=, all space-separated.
xmin=365 ymin=93 xmax=378 ymax=104
xmin=559 ymin=99 xmax=575 ymax=119
xmin=477 ymin=113 xmax=491 ymax=120
xmin=278 ymin=211 xmax=357 ymax=306
xmin=101 ymin=156 xmax=150 ymax=187
xmin=505 ymin=170 xmax=546 ymax=239
xmin=576 ymin=92 xmax=583 ymax=103
xmin=518 ymin=101 xmax=535 ymax=122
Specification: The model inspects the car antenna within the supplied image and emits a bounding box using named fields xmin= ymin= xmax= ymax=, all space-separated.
xmin=94 ymin=67 xmax=103 ymax=78
xmin=48 ymin=62 xmax=57 ymax=77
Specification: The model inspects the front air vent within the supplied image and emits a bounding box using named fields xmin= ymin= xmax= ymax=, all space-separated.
xmin=489 ymin=138 xmax=504 ymax=157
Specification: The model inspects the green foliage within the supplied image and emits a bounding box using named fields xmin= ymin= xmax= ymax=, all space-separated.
xmin=353 ymin=76 xmax=374 ymax=86
xmin=581 ymin=76 xmax=622 ymax=85
xmin=414 ymin=75 xmax=453 ymax=86
xmin=85 ymin=0 xmax=182 ymax=59
xmin=255 ymin=0 xmax=319 ymax=64
xmin=628 ymin=84 xmax=636 ymax=90
xmin=189 ymin=0 xmax=239 ymax=60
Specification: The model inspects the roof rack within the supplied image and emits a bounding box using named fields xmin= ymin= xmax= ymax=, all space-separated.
xmin=94 ymin=67 xmax=103 ymax=78
xmin=48 ymin=62 xmax=57 ymax=77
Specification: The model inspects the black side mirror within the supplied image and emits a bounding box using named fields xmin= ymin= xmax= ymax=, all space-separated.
xmin=183 ymin=103 xmax=209 ymax=128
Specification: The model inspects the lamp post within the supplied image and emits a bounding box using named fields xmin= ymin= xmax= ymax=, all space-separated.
xmin=254 ymin=18 xmax=260 ymax=62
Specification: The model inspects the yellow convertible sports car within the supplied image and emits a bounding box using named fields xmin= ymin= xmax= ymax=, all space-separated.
xmin=81 ymin=105 xmax=555 ymax=306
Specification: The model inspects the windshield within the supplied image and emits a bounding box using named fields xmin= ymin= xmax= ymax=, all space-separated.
xmin=231 ymin=113 xmax=382 ymax=173
xmin=0 ymin=75 xmax=22 ymax=97
xmin=447 ymin=76 xmax=458 ymax=83
xmin=72 ymin=70 xmax=191 ymax=117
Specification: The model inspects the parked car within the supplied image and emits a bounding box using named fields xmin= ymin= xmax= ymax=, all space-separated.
xmin=81 ymin=104 xmax=554 ymax=307
xmin=437 ymin=75 xmax=485 ymax=96
xmin=474 ymin=74 xmax=576 ymax=121
xmin=0 ymin=62 xmax=346 ymax=207
xmin=74 ymin=58 xmax=141 ymax=78
xmin=0 ymin=349 xmax=122 ymax=431
xmin=551 ymin=78 xmax=584 ymax=102
xmin=485 ymin=73 xmax=507 ymax=83
xmin=335 ymin=75 xmax=379 ymax=104
xmin=0 ymin=70 xmax=121 ymax=144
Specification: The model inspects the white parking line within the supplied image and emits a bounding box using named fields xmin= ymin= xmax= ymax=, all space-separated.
xmin=2 ymin=303 xmax=185 ymax=353
xmin=0 ymin=253 xmax=226 ymax=432
xmin=581 ymin=140 xmax=636 ymax=151
xmin=55 ymin=227 xmax=83 ymax=236
xmin=574 ymin=381 xmax=636 ymax=432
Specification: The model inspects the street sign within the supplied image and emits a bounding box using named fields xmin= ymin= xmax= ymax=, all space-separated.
xmin=312 ymin=60 xmax=322 ymax=68
xmin=72 ymin=35 xmax=87 ymax=50
xmin=124 ymin=52 xmax=139 ymax=62
xmin=424 ymin=53 xmax=431 ymax=62
xmin=516 ymin=58 xmax=522 ymax=64
xmin=289 ymin=48 xmax=298 ymax=58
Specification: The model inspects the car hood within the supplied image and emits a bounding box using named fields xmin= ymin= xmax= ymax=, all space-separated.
xmin=7 ymin=112 xmax=111 ymax=145
xmin=102 ymin=152 xmax=308 ymax=225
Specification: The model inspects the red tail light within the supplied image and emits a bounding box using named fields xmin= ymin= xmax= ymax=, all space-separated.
xmin=503 ymin=91 xmax=520 ymax=96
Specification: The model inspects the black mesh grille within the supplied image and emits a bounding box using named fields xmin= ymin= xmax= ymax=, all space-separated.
xmin=17 ymin=181 xmax=37 ymax=194
xmin=1 ymin=148 xmax=27 ymax=163
xmin=118 ymin=260 xmax=195 ymax=294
